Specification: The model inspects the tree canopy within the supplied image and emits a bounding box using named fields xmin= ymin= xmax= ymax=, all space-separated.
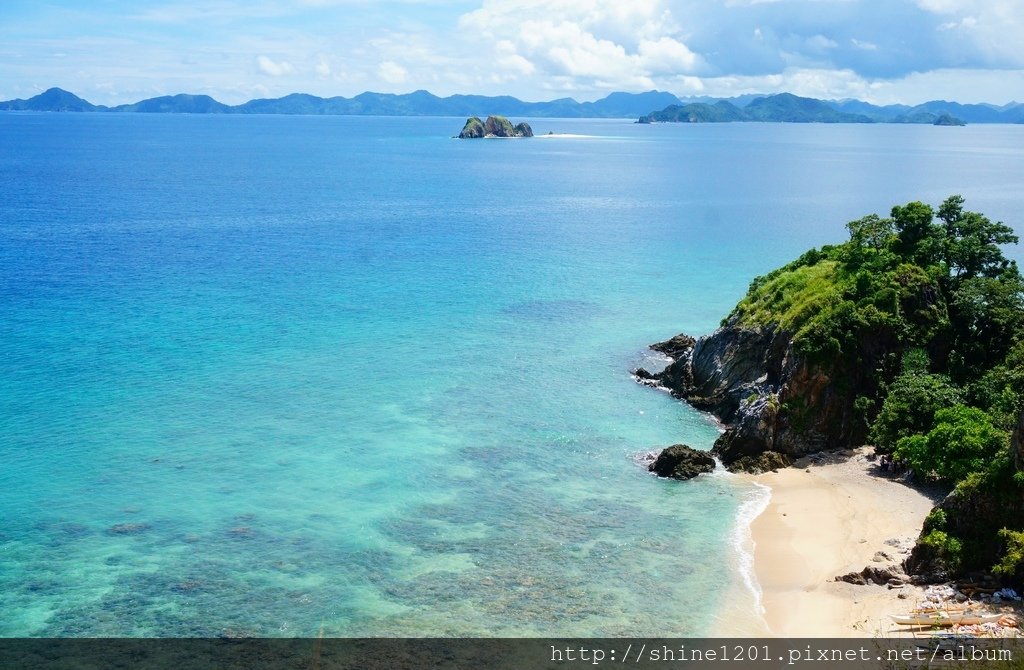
xmin=728 ymin=195 xmax=1024 ymax=581
xmin=735 ymin=195 xmax=1022 ymax=479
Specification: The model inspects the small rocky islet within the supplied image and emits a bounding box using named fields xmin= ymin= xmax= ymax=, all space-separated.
xmin=457 ymin=115 xmax=533 ymax=138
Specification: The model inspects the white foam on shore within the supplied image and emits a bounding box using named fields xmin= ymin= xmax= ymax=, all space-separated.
xmin=700 ymin=464 xmax=772 ymax=635
xmin=721 ymin=470 xmax=771 ymax=617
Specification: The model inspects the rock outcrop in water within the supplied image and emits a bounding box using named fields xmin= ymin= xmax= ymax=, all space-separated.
xmin=648 ymin=444 xmax=716 ymax=480
xmin=457 ymin=116 xmax=533 ymax=138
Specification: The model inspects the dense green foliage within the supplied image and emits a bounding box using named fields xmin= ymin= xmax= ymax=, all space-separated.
xmin=640 ymin=100 xmax=749 ymax=123
xmin=968 ymin=345 xmax=1024 ymax=430
xmin=893 ymin=406 xmax=1007 ymax=483
xmin=993 ymin=529 xmax=1024 ymax=580
xmin=733 ymin=195 xmax=1019 ymax=391
xmin=731 ymin=196 xmax=1024 ymax=581
xmin=870 ymin=372 xmax=963 ymax=450
xmin=920 ymin=529 xmax=964 ymax=572
xmin=458 ymin=117 xmax=485 ymax=138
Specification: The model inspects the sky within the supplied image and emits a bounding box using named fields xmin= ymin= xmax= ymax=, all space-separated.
xmin=2 ymin=0 xmax=1024 ymax=106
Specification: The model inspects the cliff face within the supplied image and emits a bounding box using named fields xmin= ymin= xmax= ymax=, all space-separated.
xmin=654 ymin=316 xmax=869 ymax=471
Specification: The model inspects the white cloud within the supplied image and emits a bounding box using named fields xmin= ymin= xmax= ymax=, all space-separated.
xmin=456 ymin=0 xmax=701 ymax=92
xmin=315 ymin=55 xmax=331 ymax=77
xmin=7 ymin=0 xmax=1024 ymax=106
xmin=377 ymin=61 xmax=407 ymax=84
xmin=672 ymin=74 xmax=706 ymax=93
xmin=865 ymin=67 xmax=1024 ymax=105
xmin=806 ymin=35 xmax=838 ymax=51
xmin=257 ymin=55 xmax=294 ymax=77
xmin=915 ymin=0 xmax=1024 ymax=67
xmin=915 ymin=0 xmax=971 ymax=11
xmin=937 ymin=15 xmax=977 ymax=30
xmin=638 ymin=36 xmax=699 ymax=73
xmin=675 ymin=65 xmax=1024 ymax=106
xmin=497 ymin=53 xmax=535 ymax=76
xmin=694 ymin=67 xmax=869 ymax=101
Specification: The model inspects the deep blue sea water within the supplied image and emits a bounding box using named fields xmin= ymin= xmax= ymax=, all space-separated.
xmin=2 ymin=114 xmax=1023 ymax=637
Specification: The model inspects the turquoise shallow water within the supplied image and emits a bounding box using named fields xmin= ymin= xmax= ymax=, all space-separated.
xmin=2 ymin=115 xmax=1023 ymax=636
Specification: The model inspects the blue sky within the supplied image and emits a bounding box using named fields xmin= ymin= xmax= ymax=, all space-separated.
xmin=2 ymin=0 xmax=1023 ymax=105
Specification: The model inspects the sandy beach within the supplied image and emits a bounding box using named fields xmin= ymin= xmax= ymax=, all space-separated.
xmin=748 ymin=448 xmax=943 ymax=637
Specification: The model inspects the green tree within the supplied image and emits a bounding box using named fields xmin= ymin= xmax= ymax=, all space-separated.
xmin=968 ymin=364 xmax=1024 ymax=430
xmin=870 ymin=371 xmax=963 ymax=450
xmin=891 ymin=201 xmax=942 ymax=267
xmin=894 ymin=405 xmax=1008 ymax=482
xmin=967 ymin=339 xmax=1024 ymax=429
xmin=846 ymin=213 xmax=896 ymax=252
xmin=993 ymin=529 xmax=1024 ymax=582
xmin=947 ymin=274 xmax=1024 ymax=380
xmin=937 ymin=195 xmax=1019 ymax=283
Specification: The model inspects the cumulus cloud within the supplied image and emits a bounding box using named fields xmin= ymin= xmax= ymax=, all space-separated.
xmin=5 ymin=0 xmax=1024 ymax=106
xmin=315 ymin=55 xmax=332 ymax=77
xmin=867 ymin=67 xmax=1024 ymax=104
xmin=377 ymin=61 xmax=408 ymax=84
xmin=913 ymin=0 xmax=1024 ymax=67
xmin=685 ymin=64 xmax=1024 ymax=106
xmin=494 ymin=40 xmax=536 ymax=76
xmin=257 ymin=55 xmax=294 ymax=77
xmin=638 ymin=36 xmax=700 ymax=73
xmin=457 ymin=0 xmax=702 ymax=92
xmin=693 ymin=67 xmax=868 ymax=101
xmin=233 ymin=1 xmax=1024 ymax=102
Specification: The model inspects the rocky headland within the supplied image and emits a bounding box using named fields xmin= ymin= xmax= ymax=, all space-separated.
xmin=457 ymin=115 xmax=533 ymax=138
xmin=637 ymin=315 xmax=866 ymax=474
xmin=638 ymin=196 xmax=1024 ymax=594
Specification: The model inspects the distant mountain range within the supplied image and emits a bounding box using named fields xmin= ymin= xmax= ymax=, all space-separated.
xmin=3 ymin=87 xmax=1023 ymax=124
xmin=639 ymin=94 xmax=874 ymax=124
xmin=640 ymin=92 xmax=1024 ymax=124
xmin=0 ymin=87 xmax=679 ymax=119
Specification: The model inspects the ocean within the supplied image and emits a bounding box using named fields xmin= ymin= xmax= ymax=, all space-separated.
xmin=1 ymin=113 xmax=1023 ymax=636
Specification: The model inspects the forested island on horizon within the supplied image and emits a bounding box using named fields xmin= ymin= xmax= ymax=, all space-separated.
xmin=4 ymin=86 xmax=1024 ymax=124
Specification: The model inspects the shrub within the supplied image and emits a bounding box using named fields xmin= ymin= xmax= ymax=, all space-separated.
xmin=894 ymin=405 xmax=1008 ymax=483
xmin=870 ymin=372 xmax=963 ymax=450
xmin=920 ymin=529 xmax=963 ymax=572
xmin=993 ymin=529 xmax=1024 ymax=582
xmin=923 ymin=508 xmax=947 ymax=533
